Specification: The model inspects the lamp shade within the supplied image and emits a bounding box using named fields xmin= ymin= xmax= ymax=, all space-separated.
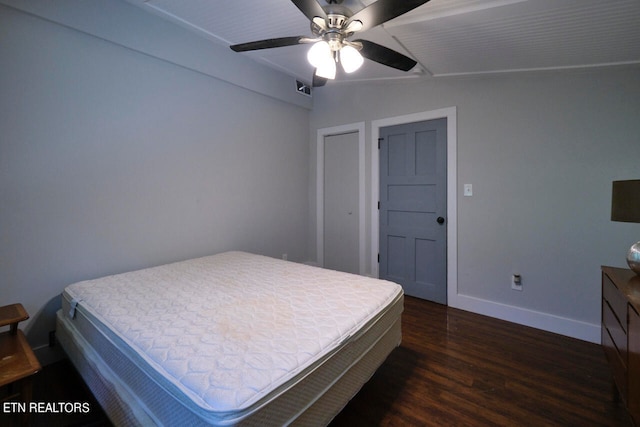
xmin=611 ymin=180 xmax=640 ymax=223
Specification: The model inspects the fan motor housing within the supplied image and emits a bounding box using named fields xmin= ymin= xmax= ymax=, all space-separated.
xmin=326 ymin=14 xmax=348 ymax=29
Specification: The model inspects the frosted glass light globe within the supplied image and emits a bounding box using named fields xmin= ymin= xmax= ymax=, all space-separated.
xmin=340 ymin=45 xmax=364 ymax=73
xmin=315 ymin=58 xmax=336 ymax=79
xmin=307 ymin=41 xmax=332 ymax=68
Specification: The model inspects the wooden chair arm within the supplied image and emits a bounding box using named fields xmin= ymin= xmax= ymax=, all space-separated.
xmin=0 ymin=304 xmax=29 ymax=334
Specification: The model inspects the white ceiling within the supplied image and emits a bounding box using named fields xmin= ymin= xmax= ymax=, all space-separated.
xmin=125 ymin=0 xmax=640 ymax=85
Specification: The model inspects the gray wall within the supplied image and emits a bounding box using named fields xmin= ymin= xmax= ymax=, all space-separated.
xmin=0 ymin=4 xmax=310 ymax=353
xmin=309 ymin=68 xmax=640 ymax=341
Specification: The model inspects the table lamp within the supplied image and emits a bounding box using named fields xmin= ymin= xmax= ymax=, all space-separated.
xmin=611 ymin=180 xmax=640 ymax=274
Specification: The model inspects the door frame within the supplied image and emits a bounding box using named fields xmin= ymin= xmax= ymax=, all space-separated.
xmin=316 ymin=122 xmax=366 ymax=274
xmin=372 ymin=107 xmax=458 ymax=304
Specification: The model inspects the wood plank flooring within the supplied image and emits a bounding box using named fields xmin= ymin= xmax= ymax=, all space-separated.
xmin=330 ymin=296 xmax=632 ymax=426
xmin=1 ymin=296 xmax=631 ymax=426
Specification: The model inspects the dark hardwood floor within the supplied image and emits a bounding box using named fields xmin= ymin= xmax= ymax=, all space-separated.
xmin=1 ymin=296 xmax=631 ymax=426
xmin=0 ymin=358 xmax=110 ymax=427
xmin=330 ymin=296 xmax=632 ymax=426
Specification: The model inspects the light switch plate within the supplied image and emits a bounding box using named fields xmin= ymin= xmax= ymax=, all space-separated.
xmin=464 ymin=184 xmax=473 ymax=196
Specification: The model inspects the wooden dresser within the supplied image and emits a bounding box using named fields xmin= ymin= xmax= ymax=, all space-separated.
xmin=602 ymin=266 xmax=640 ymax=425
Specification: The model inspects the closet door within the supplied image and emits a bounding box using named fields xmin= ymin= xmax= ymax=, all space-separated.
xmin=324 ymin=131 xmax=360 ymax=274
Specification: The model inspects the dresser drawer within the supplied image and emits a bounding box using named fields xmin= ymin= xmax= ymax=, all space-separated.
xmin=602 ymin=266 xmax=640 ymax=422
xmin=603 ymin=273 xmax=628 ymax=333
xmin=603 ymin=324 xmax=628 ymax=402
xmin=602 ymin=298 xmax=628 ymax=364
xmin=629 ymin=305 xmax=640 ymax=425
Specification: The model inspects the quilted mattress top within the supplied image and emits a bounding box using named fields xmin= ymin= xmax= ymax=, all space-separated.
xmin=63 ymin=251 xmax=402 ymax=416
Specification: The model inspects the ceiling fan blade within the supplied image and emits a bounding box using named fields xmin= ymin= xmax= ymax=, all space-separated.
xmin=290 ymin=0 xmax=327 ymax=22
xmin=347 ymin=0 xmax=431 ymax=32
xmin=355 ymin=39 xmax=417 ymax=71
xmin=313 ymin=71 xmax=328 ymax=87
xmin=230 ymin=36 xmax=306 ymax=52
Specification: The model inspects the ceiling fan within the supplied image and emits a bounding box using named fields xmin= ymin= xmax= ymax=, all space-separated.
xmin=230 ymin=0 xmax=431 ymax=86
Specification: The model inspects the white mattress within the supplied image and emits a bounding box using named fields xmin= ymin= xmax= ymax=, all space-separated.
xmin=58 ymin=251 xmax=403 ymax=425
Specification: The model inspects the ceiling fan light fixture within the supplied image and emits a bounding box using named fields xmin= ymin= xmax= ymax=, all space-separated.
xmin=231 ymin=0 xmax=433 ymax=83
xmin=307 ymin=41 xmax=332 ymax=68
xmin=340 ymin=45 xmax=364 ymax=73
xmin=315 ymin=57 xmax=337 ymax=80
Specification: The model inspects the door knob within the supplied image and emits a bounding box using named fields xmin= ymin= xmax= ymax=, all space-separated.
xmin=437 ymin=216 xmax=445 ymax=224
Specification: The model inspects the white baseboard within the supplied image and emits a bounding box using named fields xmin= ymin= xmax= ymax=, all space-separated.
xmin=450 ymin=293 xmax=601 ymax=344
